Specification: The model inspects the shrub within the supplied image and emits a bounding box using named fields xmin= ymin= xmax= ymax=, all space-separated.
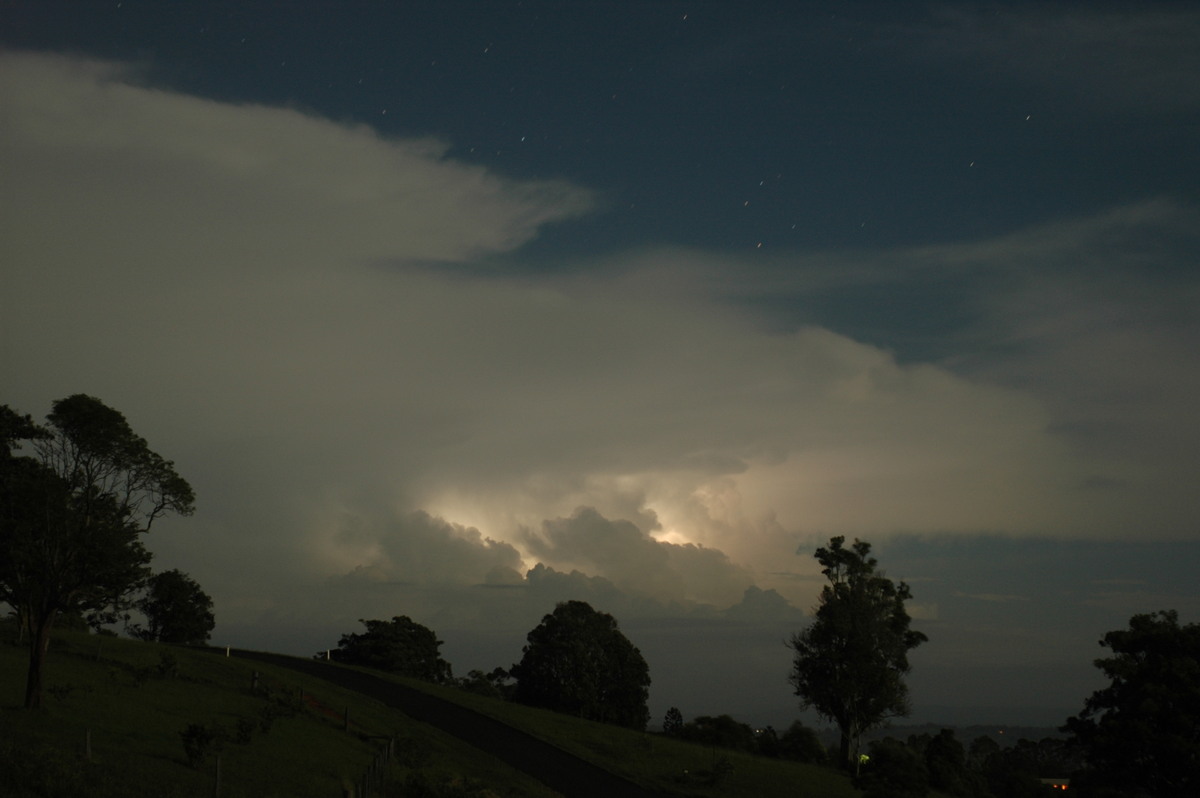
xmin=179 ymin=723 xmax=225 ymax=769
xmin=156 ymin=651 xmax=179 ymax=679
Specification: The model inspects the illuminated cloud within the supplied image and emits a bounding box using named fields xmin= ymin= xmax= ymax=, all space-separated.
xmin=523 ymin=507 xmax=753 ymax=607
xmin=3 ymin=46 xmax=1198 ymax=726
xmin=331 ymin=510 xmax=524 ymax=587
xmin=5 ymin=53 xmax=1193 ymax=603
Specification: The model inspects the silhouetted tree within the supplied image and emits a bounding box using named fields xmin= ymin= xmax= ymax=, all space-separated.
xmin=457 ymin=669 xmax=496 ymax=697
xmin=858 ymin=737 xmax=929 ymax=798
xmin=1063 ymin=609 xmax=1200 ymax=798
xmin=329 ymin=616 xmax=453 ymax=683
xmin=780 ymin=719 xmax=828 ymax=764
xmin=677 ymin=714 xmax=757 ymax=751
xmin=0 ymin=406 xmax=45 ymax=644
xmin=978 ymin=740 xmax=1058 ymax=798
xmin=133 ymin=569 xmax=215 ymax=644
xmin=1012 ymin=736 xmax=1082 ymax=782
xmin=922 ymin=728 xmax=986 ymax=797
xmin=789 ymin=536 xmax=927 ymax=771
xmin=966 ymin=735 xmax=999 ymax=772
xmin=0 ymin=396 xmax=194 ymax=708
xmin=755 ymin=725 xmax=782 ymax=757
xmin=511 ymin=600 xmax=650 ymax=729
xmin=457 ymin=667 xmax=514 ymax=699
xmin=663 ymin=706 xmax=684 ymax=736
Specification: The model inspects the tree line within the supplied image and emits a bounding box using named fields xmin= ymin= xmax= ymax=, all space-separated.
xmin=791 ymin=538 xmax=1197 ymax=797
xmin=318 ymin=536 xmax=1198 ymax=797
xmin=4 ymin=395 xmax=1197 ymax=796
xmin=316 ymin=538 xmax=1198 ymax=797
xmin=322 ymin=599 xmax=652 ymax=731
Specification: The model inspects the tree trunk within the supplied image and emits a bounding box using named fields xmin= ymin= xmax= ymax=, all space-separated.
xmin=839 ymin=727 xmax=852 ymax=771
xmin=24 ymin=610 xmax=55 ymax=709
xmin=838 ymin=720 xmax=863 ymax=774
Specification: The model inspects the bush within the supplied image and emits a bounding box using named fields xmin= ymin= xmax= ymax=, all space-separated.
xmin=234 ymin=718 xmax=256 ymax=745
xmin=179 ymin=723 xmax=225 ymax=769
xmin=156 ymin=651 xmax=179 ymax=679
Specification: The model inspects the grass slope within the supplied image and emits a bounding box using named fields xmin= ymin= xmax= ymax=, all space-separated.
xmin=2 ymin=623 xmax=861 ymax=797
xmin=0 ymin=624 xmax=555 ymax=797
xmin=332 ymin=669 xmax=861 ymax=798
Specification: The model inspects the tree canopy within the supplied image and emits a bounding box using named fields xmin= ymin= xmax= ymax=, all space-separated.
xmin=1 ymin=395 xmax=194 ymax=708
xmin=1063 ymin=609 xmax=1200 ymax=798
xmin=511 ymin=600 xmax=651 ymax=730
xmin=789 ymin=536 xmax=927 ymax=771
xmin=133 ymin=569 xmax=215 ymax=645
xmin=329 ymin=616 xmax=453 ymax=683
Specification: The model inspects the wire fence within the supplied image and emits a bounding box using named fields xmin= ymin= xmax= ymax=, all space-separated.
xmin=346 ymin=736 xmax=396 ymax=798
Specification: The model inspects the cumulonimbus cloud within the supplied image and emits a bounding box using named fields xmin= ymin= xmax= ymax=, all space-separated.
xmin=522 ymin=506 xmax=754 ymax=607
xmin=4 ymin=51 xmax=1196 ymax=656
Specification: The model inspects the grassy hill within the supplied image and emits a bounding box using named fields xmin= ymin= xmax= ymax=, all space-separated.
xmin=1 ymin=623 xmax=860 ymax=797
xmin=398 ymin=677 xmax=859 ymax=798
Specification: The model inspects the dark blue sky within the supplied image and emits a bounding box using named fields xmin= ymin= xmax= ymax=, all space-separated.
xmin=11 ymin=1 xmax=1195 ymax=258
xmin=3 ymin=1 xmax=1199 ymax=728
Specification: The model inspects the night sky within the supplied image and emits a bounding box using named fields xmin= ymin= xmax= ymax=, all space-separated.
xmin=3 ymin=1 xmax=1199 ymax=729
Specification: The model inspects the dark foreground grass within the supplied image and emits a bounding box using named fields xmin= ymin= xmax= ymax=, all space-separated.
xmin=0 ymin=624 xmax=555 ymax=797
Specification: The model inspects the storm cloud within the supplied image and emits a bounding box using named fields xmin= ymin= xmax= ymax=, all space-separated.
xmin=3 ymin=41 xmax=1198 ymax=728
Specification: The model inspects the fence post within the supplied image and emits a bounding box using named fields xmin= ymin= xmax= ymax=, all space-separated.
xmin=213 ymin=754 xmax=221 ymax=798
xmin=84 ymin=728 xmax=92 ymax=762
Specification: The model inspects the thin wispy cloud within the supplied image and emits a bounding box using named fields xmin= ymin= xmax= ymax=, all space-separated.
xmin=906 ymin=4 xmax=1200 ymax=113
